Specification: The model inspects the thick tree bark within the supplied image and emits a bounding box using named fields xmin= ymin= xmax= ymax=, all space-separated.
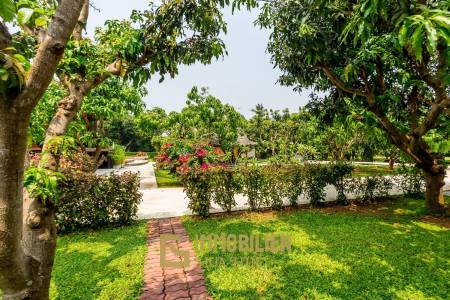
xmin=424 ymin=172 xmax=446 ymax=213
xmin=44 ymin=90 xmax=85 ymax=148
xmin=21 ymin=197 xmax=57 ymax=300
xmin=0 ymin=109 xmax=29 ymax=298
xmin=73 ymin=0 xmax=90 ymax=41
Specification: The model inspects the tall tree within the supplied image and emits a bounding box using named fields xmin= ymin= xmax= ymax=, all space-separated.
xmin=43 ymin=0 xmax=239 ymax=161
xmin=258 ymin=0 xmax=449 ymax=213
xmin=0 ymin=1 xmax=84 ymax=298
xmin=166 ymin=86 xmax=246 ymax=152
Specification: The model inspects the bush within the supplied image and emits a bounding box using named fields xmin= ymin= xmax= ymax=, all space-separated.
xmin=347 ymin=175 xmax=394 ymax=203
xmin=180 ymin=169 xmax=214 ymax=218
xmin=211 ymin=168 xmax=240 ymax=213
xmin=155 ymin=141 xmax=228 ymax=172
xmin=180 ymin=162 xmax=354 ymax=216
xmin=396 ymin=165 xmax=425 ymax=197
xmin=57 ymin=171 xmax=142 ymax=232
xmin=239 ymin=164 xmax=271 ymax=210
xmin=285 ymin=165 xmax=304 ymax=206
xmin=110 ymin=144 xmax=127 ymax=166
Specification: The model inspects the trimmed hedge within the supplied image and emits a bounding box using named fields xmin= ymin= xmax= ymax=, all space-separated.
xmin=57 ymin=171 xmax=142 ymax=232
xmin=180 ymin=162 xmax=425 ymax=217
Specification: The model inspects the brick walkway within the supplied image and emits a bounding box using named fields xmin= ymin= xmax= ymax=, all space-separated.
xmin=141 ymin=218 xmax=211 ymax=300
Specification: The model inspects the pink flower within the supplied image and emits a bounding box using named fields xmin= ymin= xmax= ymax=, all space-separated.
xmin=195 ymin=148 xmax=208 ymax=158
xmin=200 ymin=162 xmax=210 ymax=171
xmin=178 ymin=154 xmax=190 ymax=163
xmin=156 ymin=153 xmax=168 ymax=162
xmin=161 ymin=143 xmax=173 ymax=150
xmin=177 ymin=164 xmax=190 ymax=174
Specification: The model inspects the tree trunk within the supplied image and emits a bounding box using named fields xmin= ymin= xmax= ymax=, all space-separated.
xmin=44 ymin=92 xmax=84 ymax=148
xmin=424 ymin=172 xmax=446 ymax=214
xmin=22 ymin=196 xmax=57 ymax=300
xmin=389 ymin=157 xmax=395 ymax=170
xmin=0 ymin=109 xmax=29 ymax=298
xmin=0 ymin=109 xmax=59 ymax=300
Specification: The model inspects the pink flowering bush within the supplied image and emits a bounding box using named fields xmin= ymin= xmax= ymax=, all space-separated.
xmin=155 ymin=140 xmax=233 ymax=217
xmin=155 ymin=140 xmax=228 ymax=174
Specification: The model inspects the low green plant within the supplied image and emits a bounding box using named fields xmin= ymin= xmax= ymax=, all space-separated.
xmin=348 ymin=175 xmax=394 ymax=203
xmin=211 ymin=169 xmax=239 ymax=213
xmin=181 ymin=169 xmax=214 ymax=218
xmin=110 ymin=144 xmax=127 ymax=165
xmin=57 ymin=171 xmax=141 ymax=232
xmin=180 ymin=162 xmax=354 ymax=216
xmin=396 ymin=164 xmax=426 ymax=197
xmin=239 ymin=164 xmax=271 ymax=210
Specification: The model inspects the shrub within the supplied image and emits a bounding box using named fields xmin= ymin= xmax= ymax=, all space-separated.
xmin=180 ymin=162 xmax=354 ymax=216
xmin=396 ymin=165 xmax=425 ymax=197
xmin=110 ymin=144 xmax=127 ymax=165
xmin=328 ymin=162 xmax=354 ymax=205
xmin=155 ymin=140 xmax=228 ymax=172
xmin=211 ymin=168 xmax=239 ymax=213
xmin=285 ymin=165 xmax=304 ymax=206
xmin=57 ymin=171 xmax=141 ymax=232
xmin=239 ymin=164 xmax=271 ymax=210
xmin=180 ymin=168 xmax=214 ymax=218
xmin=347 ymin=175 xmax=394 ymax=203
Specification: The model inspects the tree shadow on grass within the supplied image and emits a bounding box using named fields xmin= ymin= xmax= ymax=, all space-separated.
xmin=50 ymin=221 xmax=147 ymax=300
xmin=183 ymin=201 xmax=450 ymax=300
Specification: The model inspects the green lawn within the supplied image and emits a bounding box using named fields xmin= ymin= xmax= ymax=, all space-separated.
xmin=182 ymin=197 xmax=450 ymax=300
xmin=155 ymin=169 xmax=182 ymax=187
xmin=352 ymin=164 xmax=396 ymax=177
xmin=50 ymin=221 xmax=147 ymax=300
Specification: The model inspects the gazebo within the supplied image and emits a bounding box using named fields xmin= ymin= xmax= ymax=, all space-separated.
xmin=233 ymin=135 xmax=257 ymax=160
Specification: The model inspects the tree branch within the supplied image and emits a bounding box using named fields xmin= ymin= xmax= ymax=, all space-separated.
xmin=73 ymin=0 xmax=90 ymax=41
xmin=82 ymin=60 xmax=121 ymax=92
xmin=319 ymin=66 xmax=367 ymax=97
xmin=408 ymin=87 xmax=419 ymax=131
xmin=16 ymin=0 xmax=85 ymax=112
xmin=0 ymin=22 xmax=12 ymax=49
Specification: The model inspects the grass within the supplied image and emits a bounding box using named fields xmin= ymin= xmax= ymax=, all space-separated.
xmin=50 ymin=221 xmax=147 ymax=300
xmin=155 ymin=169 xmax=182 ymax=188
xmin=352 ymin=164 xmax=396 ymax=177
xmin=182 ymin=197 xmax=450 ymax=300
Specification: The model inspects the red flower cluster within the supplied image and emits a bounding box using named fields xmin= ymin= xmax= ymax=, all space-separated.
xmin=176 ymin=164 xmax=190 ymax=174
xmin=200 ymin=162 xmax=210 ymax=171
xmin=178 ymin=154 xmax=191 ymax=163
xmin=155 ymin=141 xmax=229 ymax=176
xmin=195 ymin=148 xmax=208 ymax=158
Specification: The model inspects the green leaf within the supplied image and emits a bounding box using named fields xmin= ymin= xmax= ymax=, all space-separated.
xmin=411 ymin=24 xmax=424 ymax=62
xmin=34 ymin=16 xmax=47 ymax=27
xmin=18 ymin=7 xmax=34 ymax=25
xmin=0 ymin=0 xmax=16 ymax=21
xmin=398 ymin=24 xmax=409 ymax=46
xmin=432 ymin=15 xmax=450 ymax=28
xmin=424 ymin=21 xmax=437 ymax=53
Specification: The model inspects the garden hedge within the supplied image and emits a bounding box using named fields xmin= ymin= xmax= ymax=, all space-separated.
xmin=179 ymin=162 xmax=425 ymax=217
xmin=57 ymin=171 xmax=142 ymax=232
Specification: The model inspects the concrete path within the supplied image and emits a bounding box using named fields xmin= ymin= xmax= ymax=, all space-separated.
xmin=96 ymin=161 xmax=157 ymax=190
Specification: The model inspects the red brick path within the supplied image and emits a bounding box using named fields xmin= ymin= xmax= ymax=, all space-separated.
xmin=141 ymin=218 xmax=211 ymax=300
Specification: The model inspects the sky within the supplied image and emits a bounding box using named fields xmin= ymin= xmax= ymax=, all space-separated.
xmin=87 ymin=0 xmax=312 ymax=117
